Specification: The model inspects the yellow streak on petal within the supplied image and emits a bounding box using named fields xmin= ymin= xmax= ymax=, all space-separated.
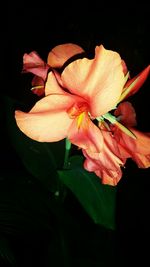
xmin=77 ymin=112 xmax=85 ymax=129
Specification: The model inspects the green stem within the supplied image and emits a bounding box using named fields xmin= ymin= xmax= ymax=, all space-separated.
xmin=63 ymin=138 xmax=71 ymax=169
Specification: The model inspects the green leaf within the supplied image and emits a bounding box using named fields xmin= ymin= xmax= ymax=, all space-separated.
xmin=58 ymin=156 xmax=116 ymax=230
xmin=2 ymin=95 xmax=64 ymax=192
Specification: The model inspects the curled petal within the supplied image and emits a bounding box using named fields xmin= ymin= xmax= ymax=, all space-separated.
xmin=47 ymin=43 xmax=85 ymax=68
xmin=114 ymin=101 xmax=137 ymax=127
xmin=83 ymin=131 xmax=125 ymax=185
xmin=15 ymin=93 xmax=80 ymax=142
xmin=84 ymin=158 xmax=122 ymax=186
xmin=23 ymin=51 xmax=49 ymax=80
xmin=82 ymin=129 xmax=125 ymax=186
xmin=61 ymin=45 xmax=125 ymax=117
xmin=68 ymin=112 xmax=103 ymax=152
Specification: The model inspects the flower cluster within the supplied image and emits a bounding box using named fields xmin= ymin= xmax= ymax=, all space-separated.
xmin=15 ymin=43 xmax=150 ymax=185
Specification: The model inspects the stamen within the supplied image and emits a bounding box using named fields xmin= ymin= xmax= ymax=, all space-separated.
xmin=97 ymin=113 xmax=136 ymax=139
xmin=31 ymin=85 xmax=44 ymax=91
xmin=67 ymin=102 xmax=88 ymax=119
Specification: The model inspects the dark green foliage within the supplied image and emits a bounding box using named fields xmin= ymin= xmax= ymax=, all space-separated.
xmin=58 ymin=155 xmax=116 ymax=230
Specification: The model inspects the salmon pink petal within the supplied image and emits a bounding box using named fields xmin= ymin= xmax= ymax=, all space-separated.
xmin=82 ymin=129 xmax=126 ymax=185
xmin=119 ymin=65 xmax=150 ymax=102
xmin=15 ymin=110 xmax=73 ymax=142
xmin=84 ymin=141 xmax=123 ymax=171
xmin=112 ymin=126 xmax=150 ymax=168
xmin=83 ymin=157 xmax=122 ymax=186
xmin=96 ymin=170 xmax=122 ymax=186
xmin=95 ymin=168 xmax=122 ymax=186
xmin=83 ymin=142 xmax=123 ymax=186
xmin=47 ymin=43 xmax=85 ymax=68
xmin=114 ymin=101 xmax=137 ymax=127
xmin=132 ymin=154 xmax=150 ymax=169
xmin=23 ymin=51 xmax=49 ymax=80
xmin=68 ymin=112 xmax=103 ymax=152
xmin=61 ymin=45 xmax=125 ymax=117
xmin=45 ymin=71 xmax=66 ymax=96
xmin=15 ymin=93 xmax=79 ymax=142
xmin=102 ymin=130 xmax=127 ymax=164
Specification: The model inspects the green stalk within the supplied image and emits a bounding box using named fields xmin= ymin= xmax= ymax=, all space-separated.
xmin=63 ymin=138 xmax=71 ymax=169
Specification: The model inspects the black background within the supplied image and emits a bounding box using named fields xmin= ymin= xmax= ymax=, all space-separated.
xmin=1 ymin=4 xmax=150 ymax=266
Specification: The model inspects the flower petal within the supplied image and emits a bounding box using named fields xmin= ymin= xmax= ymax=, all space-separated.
xmin=23 ymin=51 xmax=49 ymax=80
xmin=61 ymin=45 xmax=125 ymax=117
xmin=121 ymin=59 xmax=128 ymax=75
xmin=112 ymin=126 xmax=150 ymax=168
xmin=114 ymin=101 xmax=137 ymax=127
xmin=68 ymin=112 xmax=103 ymax=152
xmin=84 ymin=157 xmax=122 ymax=186
xmin=45 ymin=71 xmax=66 ymax=96
xmin=82 ymin=129 xmax=124 ymax=186
xmin=119 ymin=65 xmax=150 ymax=102
xmin=47 ymin=43 xmax=85 ymax=68
xmin=15 ymin=93 xmax=79 ymax=142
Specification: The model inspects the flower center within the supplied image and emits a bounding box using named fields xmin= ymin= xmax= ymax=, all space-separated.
xmin=67 ymin=102 xmax=88 ymax=119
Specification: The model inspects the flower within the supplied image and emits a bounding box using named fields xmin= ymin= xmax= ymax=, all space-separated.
xmin=15 ymin=42 xmax=150 ymax=186
xmin=15 ymin=44 xmax=125 ymax=153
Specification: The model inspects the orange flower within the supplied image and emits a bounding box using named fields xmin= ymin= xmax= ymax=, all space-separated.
xmin=15 ymin=44 xmax=125 ymax=153
xmin=15 ymin=42 xmax=150 ymax=186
